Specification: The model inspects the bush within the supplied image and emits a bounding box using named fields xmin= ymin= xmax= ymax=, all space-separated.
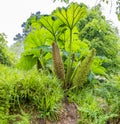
xmin=14 ymin=69 xmax=64 ymax=120
xmin=0 ymin=64 xmax=63 ymax=123
xmin=68 ymin=78 xmax=120 ymax=124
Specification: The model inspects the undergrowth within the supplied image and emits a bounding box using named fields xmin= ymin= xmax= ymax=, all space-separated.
xmin=68 ymin=78 xmax=120 ymax=124
xmin=0 ymin=64 xmax=63 ymax=123
xmin=1 ymin=64 xmax=120 ymax=123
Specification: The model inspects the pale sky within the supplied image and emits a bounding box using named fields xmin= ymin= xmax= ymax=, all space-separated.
xmin=0 ymin=0 xmax=119 ymax=46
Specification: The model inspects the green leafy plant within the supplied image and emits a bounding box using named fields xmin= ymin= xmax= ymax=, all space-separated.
xmin=92 ymin=56 xmax=106 ymax=75
xmin=17 ymin=28 xmax=52 ymax=71
xmin=12 ymin=69 xmax=63 ymax=120
xmin=78 ymin=5 xmax=120 ymax=73
xmin=39 ymin=15 xmax=66 ymax=81
xmin=40 ymin=15 xmax=64 ymax=42
xmin=0 ymin=33 xmax=14 ymax=66
xmin=17 ymin=3 xmax=89 ymax=90
xmin=0 ymin=64 xmax=63 ymax=123
xmin=73 ymin=48 xmax=96 ymax=88
xmin=68 ymin=76 xmax=120 ymax=124
xmin=53 ymin=3 xmax=87 ymax=85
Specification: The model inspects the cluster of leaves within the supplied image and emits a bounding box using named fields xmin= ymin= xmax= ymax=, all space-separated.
xmin=17 ymin=3 xmax=93 ymax=90
xmin=16 ymin=2 xmax=120 ymax=92
xmin=0 ymin=33 xmax=14 ymax=66
xmin=77 ymin=5 xmax=120 ymax=73
xmin=9 ymin=1 xmax=120 ymax=123
xmin=68 ymin=77 xmax=120 ymax=124
xmin=53 ymin=0 xmax=120 ymax=21
xmin=0 ymin=64 xmax=63 ymax=123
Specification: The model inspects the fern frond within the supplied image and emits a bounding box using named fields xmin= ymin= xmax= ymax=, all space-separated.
xmin=73 ymin=48 xmax=96 ymax=88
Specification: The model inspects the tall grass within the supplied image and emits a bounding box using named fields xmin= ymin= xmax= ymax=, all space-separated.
xmin=1 ymin=63 xmax=120 ymax=123
xmin=0 ymin=64 xmax=63 ymax=123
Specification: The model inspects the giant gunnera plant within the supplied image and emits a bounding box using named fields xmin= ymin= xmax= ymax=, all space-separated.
xmin=18 ymin=3 xmax=96 ymax=90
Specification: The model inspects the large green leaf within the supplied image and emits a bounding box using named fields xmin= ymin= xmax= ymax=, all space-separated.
xmin=19 ymin=45 xmax=52 ymax=70
xmin=24 ymin=28 xmax=52 ymax=50
xmin=40 ymin=15 xmax=63 ymax=41
xmin=23 ymin=45 xmax=51 ymax=57
xmin=18 ymin=26 xmax=54 ymax=71
xmin=53 ymin=2 xmax=87 ymax=29
xmin=17 ymin=55 xmax=37 ymax=70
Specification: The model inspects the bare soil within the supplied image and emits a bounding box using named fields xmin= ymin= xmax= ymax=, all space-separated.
xmin=30 ymin=102 xmax=78 ymax=124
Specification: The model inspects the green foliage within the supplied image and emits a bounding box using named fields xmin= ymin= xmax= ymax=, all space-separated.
xmin=68 ymin=77 xmax=120 ymax=123
xmin=53 ymin=0 xmax=120 ymax=20
xmin=92 ymin=56 xmax=106 ymax=75
xmin=78 ymin=5 xmax=120 ymax=73
xmin=73 ymin=49 xmax=96 ymax=88
xmin=1 ymin=1 xmax=120 ymax=123
xmin=15 ymin=69 xmax=63 ymax=120
xmin=0 ymin=33 xmax=13 ymax=66
xmin=0 ymin=64 xmax=63 ymax=123
xmin=0 ymin=64 xmax=19 ymax=123
xmin=53 ymin=3 xmax=87 ymax=30
xmin=24 ymin=28 xmax=51 ymax=50
xmin=53 ymin=2 xmax=87 ymax=85
xmin=40 ymin=15 xmax=63 ymax=42
xmin=17 ymin=3 xmax=88 ymax=90
xmin=17 ymin=28 xmax=52 ymax=70
xmin=17 ymin=54 xmax=37 ymax=70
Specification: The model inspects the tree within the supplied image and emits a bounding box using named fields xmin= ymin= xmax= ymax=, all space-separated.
xmin=14 ymin=11 xmax=41 ymax=42
xmin=53 ymin=0 xmax=69 ymax=3
xmin=77 ymin=5 xmax=120 ymax=73
xmin=0 ymin=33 xmax=13 ymax=65
xmin=52 ymin=0 xmax=120 ymax=21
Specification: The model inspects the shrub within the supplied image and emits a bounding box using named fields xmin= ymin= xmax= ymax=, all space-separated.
xmin=68 ymin=78 xmax=120 ymax=124
xmin=0 ymin=64 xmax=63 ymax=123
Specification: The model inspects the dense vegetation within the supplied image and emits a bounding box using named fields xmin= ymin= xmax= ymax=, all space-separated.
xmin=1 ymin=2 xmax=120 ymax=124
xmin=53 ymin=0 xmax=120 ymax=20
xmin=0 ymin=33 xmax=15 ymax=66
